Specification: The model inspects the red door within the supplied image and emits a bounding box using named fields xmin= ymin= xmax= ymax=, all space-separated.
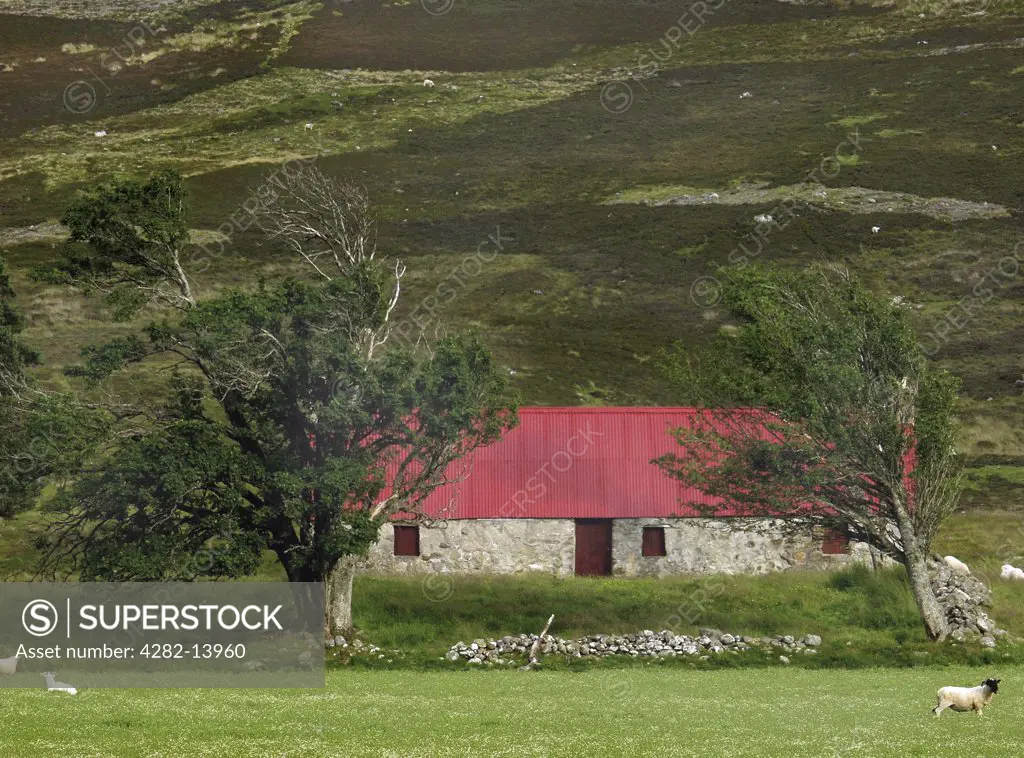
xmin=575 ymin=519 xmax=613 ymax=576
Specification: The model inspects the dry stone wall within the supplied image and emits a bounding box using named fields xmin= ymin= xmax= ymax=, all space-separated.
xmin=930 ymin=558 xmax=1006 ymax=645
xmin=446 ymin=628 xmax=824 ymax=665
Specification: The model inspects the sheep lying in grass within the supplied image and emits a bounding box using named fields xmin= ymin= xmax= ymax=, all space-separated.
xmin=0 ymin=655 xmax=17 ymax=675
xmin=932 ymin=678 xmax=1000 ymax=717
xmin=943 ymin=555 xmax=970 ymax=574
xmin=42 ymin=672 xmax=77 ymax=695
xmin=1001 ymin=563 xmax=1024 ymax=581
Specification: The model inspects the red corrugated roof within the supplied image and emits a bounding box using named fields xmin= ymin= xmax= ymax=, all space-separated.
xmin=394 ymin=407 xmax=748 ymax=520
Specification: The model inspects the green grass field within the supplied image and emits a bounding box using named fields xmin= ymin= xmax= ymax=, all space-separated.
xmin=4 ymin=667 xmax=1022 ymax=757
xmin=350 ymin=565 xmax=1024 ymax=667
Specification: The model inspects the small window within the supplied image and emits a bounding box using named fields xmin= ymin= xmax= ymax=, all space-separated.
xmin=641 ymin=527 xmax=667 ymax=557
xmin=822 ymin=528 xmax=849 ymax=555
xmin=394 ymin=525 xmax=420 ymax=556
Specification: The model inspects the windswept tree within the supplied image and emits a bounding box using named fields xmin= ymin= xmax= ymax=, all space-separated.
xmin=655 ymin=264 xmax=961 ymax=641
xmin=42 ymin=169 xmax=195 ymax=316
xmin=37 ymin=168 xmax=515 ymax=634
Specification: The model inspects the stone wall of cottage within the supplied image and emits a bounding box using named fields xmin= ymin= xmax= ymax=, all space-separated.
xmin=364 ymin=518 xmax=577 ymax=576
xmin=362 ymin=518 xmax=878 ymax=576
xmin=611 ymin=518 xmax=871 ymax=577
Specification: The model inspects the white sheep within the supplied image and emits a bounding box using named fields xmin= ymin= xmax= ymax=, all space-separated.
xmin=932 ymin=678 xmax=999 ymax=717
xmin=871 ymin=225 xmax=881 ymax=234
xmin=0 ymin=655 xmax=17 ymax=675
xmin=42 ymin=672 xmax=77 ymax=695
xmin=423 ymin=79 xmax=435 ymax=87
xmin=943 ymin=555 xmax=970 ymax=574
xmin=1001 ymin=563 xmax=1024 ymax=581
xmin=304 ymin=122 xmax=314 ymax=131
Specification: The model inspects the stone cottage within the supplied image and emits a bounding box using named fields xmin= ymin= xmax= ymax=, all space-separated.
xmin=363 ymin=407 xmax=873 ymax=577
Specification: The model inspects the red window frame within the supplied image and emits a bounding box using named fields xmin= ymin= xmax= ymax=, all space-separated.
xmin=641 ymin=526 xmax=667 ymax=557
xmin=822 ymin=528 xmax=850 ymax=555
xmin=394 ymin=525 xmax=420 ymax=556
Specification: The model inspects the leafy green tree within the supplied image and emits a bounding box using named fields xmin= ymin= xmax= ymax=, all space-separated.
xmin=38 ymin=169 xmax=194 ymax=318
xmin=656 ymin=264 xmax=961 ymax=641
xmin=38 ymin=169 xmax=515 ymax=633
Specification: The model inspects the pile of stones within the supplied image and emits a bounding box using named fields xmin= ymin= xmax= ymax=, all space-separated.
xmin=325 ymin=636 xmax=404 ymax=662
xmin=930 ymin=559 xmax=1006 ymax=646
xmin=445 ymin=628 xmax=823 ymax=665
xmin=325 ymin=635 xmax=380 ymax=653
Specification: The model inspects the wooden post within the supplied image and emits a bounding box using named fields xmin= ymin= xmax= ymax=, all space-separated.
xmin=520 ymin=614 xmax=555 ymax=671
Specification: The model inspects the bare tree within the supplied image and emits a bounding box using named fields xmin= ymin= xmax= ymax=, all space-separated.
xmin=256 ymin=165 xmax=405 ymax=361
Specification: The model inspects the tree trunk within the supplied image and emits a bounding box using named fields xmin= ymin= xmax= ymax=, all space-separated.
xmin=895 ymin=509 xmax=948 ymax=642
xmin=327 ymin=556 xmax=360 ymax=638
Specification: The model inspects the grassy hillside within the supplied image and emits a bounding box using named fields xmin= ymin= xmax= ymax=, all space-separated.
xmin=0 ymin=2 xmax=1022 ymax=508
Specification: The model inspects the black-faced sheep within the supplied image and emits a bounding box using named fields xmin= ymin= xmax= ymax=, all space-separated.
xmin=932 ymin=678 xmax=1000 ymax=717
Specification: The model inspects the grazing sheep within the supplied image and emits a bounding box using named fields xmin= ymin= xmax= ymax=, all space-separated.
xmin=943 ymin=555 xmax=970 ymax=574
xmin=933 ymin=679 xmax=1000 ymax=717
xmin=871 ymin=225 xmax=881 ymax=234
xmin=423 ymin=79 xmax=435 ymax=87
xmin=42 ymin=672 xmax=77 ymax=695
xmin=304 ymin=122 xmax=314 ymax=131
xmin=0 ymin=655 xmax=17 ymax=675
xmin=1001 ymin=563 xmax=1024 ymax=581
